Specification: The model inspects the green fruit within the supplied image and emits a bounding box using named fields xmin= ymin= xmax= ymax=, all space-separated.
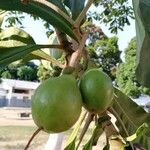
xmin=32 ymin=75 xmax=82 ymax=133
xmin=79 ymin=69 xmax=114 ymax=114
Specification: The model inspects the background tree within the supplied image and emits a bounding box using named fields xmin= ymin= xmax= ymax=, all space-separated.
xmin=87 ymin=26 xmax=121 ymax=80
xmin=37 ymin=64 xmax=61 ymax=81
xmin=0 ymin=61 xmax=38 ymax=81
xmin=116 ymin=37 xmax=150 ymax=98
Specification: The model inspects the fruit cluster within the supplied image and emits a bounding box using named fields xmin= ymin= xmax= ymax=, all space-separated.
xmin=32 ymin=69 xmax=114 ymax=133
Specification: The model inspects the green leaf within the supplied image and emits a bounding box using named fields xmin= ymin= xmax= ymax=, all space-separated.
xmin=0 ymin=27 xmax=35 ymax=44
xmin=126 ymin=123 xmax=149 ymax=142
xmin=64 ymin=112 xmax=87 ymax=149
xmin=64 ymin=138 xmax=76 ymax=150
xmin=112 ymin=87 xmax=150 ymax=149
xmin=0 ymin=27 xmax=62 ymax=66
xmin=82 ymin=117 xmax=104 ymax=150
xmin=0 ymin=26 xmax=37 ymax=65
xmin=64 ymin=0 xmax=86 ymax=20
xmin=133 ymin=0 xmax=150 ymax=87
xmin=20 ymin=52 xmax=42 ymax=63
xmin=0 ymin=0 xmax=77 ymax=40
xmin=49 ymin=0 xmax=69 ymax=15
xmin=32 ymin=50 xmax=64 ymax=68
xmin=0 ymin=10 xmax=6 ymax=27
xmin=83 ymin=136 xmax=93 ymax=150
xmin=0 ymin=44 xmax=58 ymax=67
xmin=102 ymin=138 xmax=110 ymax=150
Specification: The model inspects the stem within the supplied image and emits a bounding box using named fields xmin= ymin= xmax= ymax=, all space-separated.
xmin=76 ymin=113 xmax=95 ymax=150
xmin=74 ymin=0 xmax=94 ymax=27
xmin=69 ymin=32 xmax=88 ymax=68
xmin=32 ymin=50 xmax=65 ymax=69
xmin=24 ymin=127 xmax=43 ymax=150
xmin=24 ymin=0 xmax=75 ymax=26
xmin=55 ymin=28 xmax=73 ymax=53
xmin=38 ymin=44 xmax=64 ymax=50
xmin=109 ymin=107 xmax=134 ymax=150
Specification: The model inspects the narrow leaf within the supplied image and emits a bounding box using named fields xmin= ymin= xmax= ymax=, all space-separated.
xmin=0 ymin=27 xmax=35 ymax=44
xmin=0 ymin=44 xmax=60 ymax=67
xmin=64 ymin=138 xmax=76 ymax=150
xmin=132 ymin=0 xmax=150 ymax=87
xmin=20 ymin=52 xmax=42 ymax=63
xmin=126 ymin=123 xmax=149 ymax=142
xmin=32 ymin=50 xmax=64 ymax=68
xmin=64 ymin=112 xmax=87 ymax=149
xmin=64 ymin=0 xmax=86 ymax=20
xmin=103 ymin=138 xmax=110 ymax=150
xmin=0 ymin=10 xmax=6 ymax=27
xmin=112 ymin=87 xmax=150 ymax=149
xmin=49 ymin=0 xmax=69 ymax=15
xmin=83 ymin=137 xmax=93 ymax=150
xmin=82 ymin=117 xmax=104 ymax=150
xmin=0 ymin=27 xmax=62 ymax=66
xmin=0 ymin=0 xmax=77 ymax=40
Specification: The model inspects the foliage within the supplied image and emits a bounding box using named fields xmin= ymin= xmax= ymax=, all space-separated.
xmin=4 ymin=11 xmax=54 ymax=37
xmin=112 ymin=88 xmax=150 ymax=150
xmin=116 ymin=38 xmax=150 ymax=98
xmin=132 ymin=0 xmax=150 ymax=87
xmin=37 ymin=64 xmax=61 ymax=81
xmin=0 ymin=1 xmax=149 ymax=150
xmin=0 ymin=0 xmax=77 ymax=40
xmin=2 ymin=0 xmax=134 ymax=34
xmin=64 ymin=0 xmax=86 ymax=20
xmin=90 ymin=0 xmax=134 ymax=33
xmin=0 ymin=62 xmax=38 ymax=81
xmin=4 ymin=11 xmax=25 ymax=28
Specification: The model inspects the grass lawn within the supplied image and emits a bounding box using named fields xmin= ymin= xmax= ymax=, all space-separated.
xmin=0 ymin=126 xmax=49 ymax=150
xmin=0 ymin=125 xmax=106 ymax=150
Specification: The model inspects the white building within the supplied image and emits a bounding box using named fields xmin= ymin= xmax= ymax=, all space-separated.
xmin=0 ymin=79 xmax=39 ymax=107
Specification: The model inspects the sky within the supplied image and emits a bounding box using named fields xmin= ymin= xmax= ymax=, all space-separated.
xmin=21 ymin=13 xmax=136 ymax=51
xmin=8 ymin=0 xmax=135 ymax=53
xmin=2 ymin=0 xmax=136 ymax=54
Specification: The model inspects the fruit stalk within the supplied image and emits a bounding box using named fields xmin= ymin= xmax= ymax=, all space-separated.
xmin=24 ymin=127 xmax=43 ymax=150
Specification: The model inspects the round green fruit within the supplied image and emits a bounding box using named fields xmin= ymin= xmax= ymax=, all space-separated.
xmin=79 ymin=69 xmax=114 ymax=114
xmin=32 ymin=75 xmax=82 ymax=133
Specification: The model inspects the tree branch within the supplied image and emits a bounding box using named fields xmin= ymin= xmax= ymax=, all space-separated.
xmin=74 ymin=0 xmax=94 ymax=27
xmin=55 ymin=28 xmax=73 ymax=53
xmin=24 ymin=127 xmax=43 ymax=150
xmin=69 ymin=32 xmax=88 ymax=68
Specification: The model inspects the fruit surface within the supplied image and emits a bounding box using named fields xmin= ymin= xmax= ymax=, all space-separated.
xmin=32 ymin=75 xmax=82 ymax=133
xmin=79 ymin=69 xmax=114 ymax=114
